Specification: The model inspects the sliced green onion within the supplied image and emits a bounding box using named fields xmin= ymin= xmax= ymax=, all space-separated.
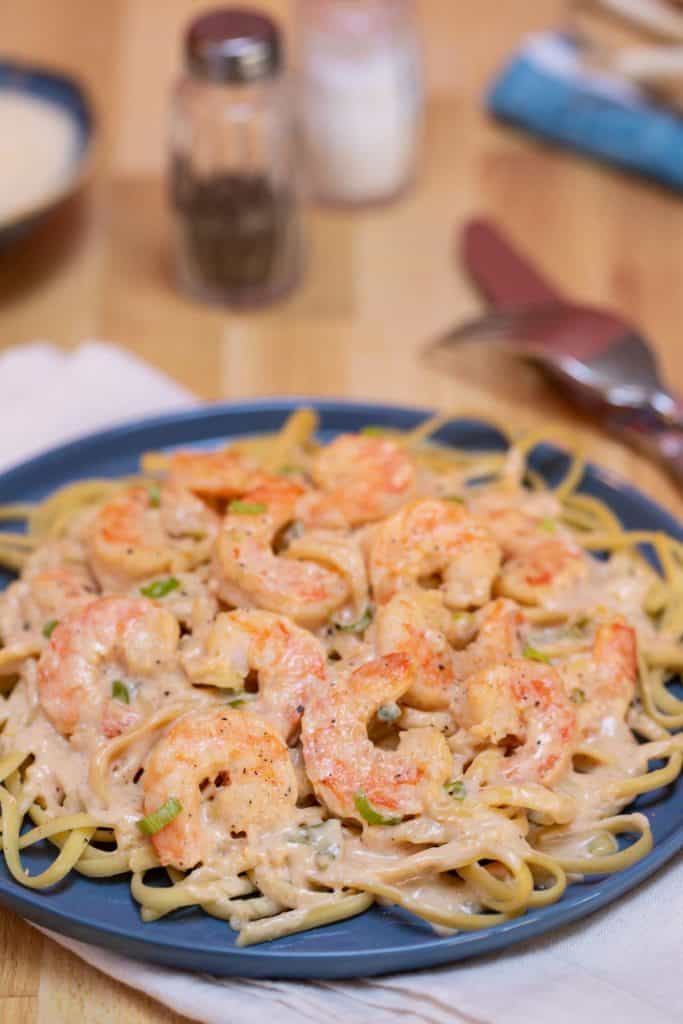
xmin=360 ymin=425 xmax=389 ymax=436
xmin=445 ymin=779 xmax=466 ymax=800
xmin=377 ymin=702 xmax=401 ymax=723
xmin=42 ymin=619 xmax=59 ymax=639
xmin=539 ymin=517 xmax=556 ymax=533
xmin=452 ymin=611 xmax=472 ymax=625
xmin=354 ymin=791 xmax=402 ymax=826
xmin=137 ymin=797 xmax=182 ymax=836
xmin=289 ymin=822 xmax=326 ymax=844
xmin=444 ymin=495 xmax=464 ymax=504
xmin=336 ymin=607 xmax=373 ymax=633
xmin=570 ymin=687 xmax=586 ymax=705
xmin=228 ymin=500 xmax=268 ymax=515
xmin=588 ymin=833 xmax=615 ymax=856
xmin=278 ymin=465 xmax=298 ymax=475
xmin=523 ymin=645 xmax=551 ymax=664
xmin=147 ymin=484 xmax=161 ymax=508
xmin=111 ymin=680 xmax=130 ymax=704
xmin=140 ymin=577 xmax=180 ymax=599
xmin=224 ymin=690 xmax=256 ymax=708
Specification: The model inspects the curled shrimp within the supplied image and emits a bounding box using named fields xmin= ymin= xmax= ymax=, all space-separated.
xmin=377 ymin=594 xmax=525 ymax=712
xmin=452 ymin=598 xmax=525 ymax=686
xmin=301 ymin=652 xmax=452 ymax=822
xmin=470 ymin=490 xmax=562 ymax=558
xmin=496 ymin=538 xmax=588 ymax=607
xmin=460 ymin=659 xmax=577 ymax=785
xmin=562 ymin=619 xmax=637 ymax=729
xmin=164 ymin=447 xmax=262 ymax=499
xmin=0 ymin=564 xmax=96 ymax=650
xmin=312 ymin=434 xmax=417 ymax=526
xmin=471 ymin=490 xmax=587 ymax=606
xmin=37 ymin=596 xmax=186 ymax=740
xmin=143 ymin=706 xmax=297 ymax=870
xmin=369 ymin=499 xmax=501 ymax=608
xmin=86 ymin=485 xmax=217 ymax=591
xmin=213 ymin=479 xmax=351 ymax=628
xmin=183 ymin=609 xmax=326 ymax=742
xmin=376 ymin=590 xmax=459 ymax=711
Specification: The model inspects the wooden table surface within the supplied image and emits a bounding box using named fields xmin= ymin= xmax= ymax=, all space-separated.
xmin=2 ymin=1 xmax=683 ymax=1021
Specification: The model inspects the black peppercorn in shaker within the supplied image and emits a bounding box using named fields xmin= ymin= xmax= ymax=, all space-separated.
xmin=170 ymin=8 xmax=303 ymax=306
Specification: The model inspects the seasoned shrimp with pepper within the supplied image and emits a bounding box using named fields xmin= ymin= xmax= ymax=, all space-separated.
xmin=183 ymin=609 xmax=326 ymax=742
xmin=459 ymin=658 xmax=577 ymax=785
xmin=302 ymin=652 xmax=452 ymax=822
xmin=370 ymin=498 xmax=501 ymax=609
xmin=213 ymin=478 xmax=353 ymax=628
xmin=143 ymin=706 xmax=297 ymax=871
xmin=312 ymin=433 xmax=418 ymax=526
xmin=37 ymin=596 xmax=193 ymax=743
xmin=471 ymin=489 xmax=588 ymax=608
xmin=561 ymin=619 xmax=637 ymax=734
xmin=86 ymin=485 xmax=217 ymax=591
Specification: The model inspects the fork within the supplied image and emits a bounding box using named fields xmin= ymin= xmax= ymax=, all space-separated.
xmin=426 ymin=218 xmax=683 ymax=487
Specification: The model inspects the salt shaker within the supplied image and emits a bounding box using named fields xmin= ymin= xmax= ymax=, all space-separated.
xmin=297 ymin=0 xmax=423 ymax=206
xmin=170 ymin=8 xmax=303 ymax=306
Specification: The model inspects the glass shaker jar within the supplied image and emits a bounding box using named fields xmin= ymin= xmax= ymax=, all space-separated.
xmin=297 ymin=0 xmax=423 ymax=206
xmin=170 ymin=8 xmax=303 ymax=307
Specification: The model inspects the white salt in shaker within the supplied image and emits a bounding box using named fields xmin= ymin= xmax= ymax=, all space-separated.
xmin=297 ymin=0 xmax=423 ymax=206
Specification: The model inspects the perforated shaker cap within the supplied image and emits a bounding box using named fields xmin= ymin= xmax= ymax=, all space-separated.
xmin=185 ymin=7 xmax=282 ymax=83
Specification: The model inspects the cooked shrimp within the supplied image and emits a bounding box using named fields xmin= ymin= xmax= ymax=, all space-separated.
xmin=376 ymin=590 xmax=459 ymax=711
xmin=37 ymin=596 xmax=186 ymax=740
xmin=496 ymin=537 xmax=588 ymax=607
xmin=165 ymin=447 xmax=262 ymax=499
xmin=312 ymin=434 xmax=417 ymax=526
xmin=285 ymin=530 xmax=368 ymax=618
xmin=86 ymin=485 xmax=217 ymax=591
xmin=143 ymin=706 xmax=297 ymax=870
xmin=452 ymin=598 xmax=525 ymax=685
xmin=471 ymin=490 xmax=588 ymax=607
xmin=470 ymin=490 xmax=562 ymax=558
xmin=369 ymin=499 xmax=501 ymax=608
xmin=213 ymin=479 xmax=350 ymax=628
xmin=183 ymin=610 xmax=326 ymax=742
xmin=460 ymin=659 xmax=577 ymax=785
xmin=0 ymin=564 xmax=96 ymax=650
xmin=562 ymin=619 xmax=637 ymax=729
xmin=377 ymin=594 xmax=525 ymax=713
xmin=301 ymin=652 xmax=452 ymax=821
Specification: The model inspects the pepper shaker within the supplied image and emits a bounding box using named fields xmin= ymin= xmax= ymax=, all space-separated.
xmin=297 ymin=0 xmax=423 ymax=206
xmin=170 ymin=8 xmax=304 ymax=306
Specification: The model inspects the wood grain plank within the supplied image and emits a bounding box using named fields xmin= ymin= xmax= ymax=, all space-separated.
xmin=37 ymin=939 xmax=192 ymax=1024
xmin=0 ymin=996 xmax=37 ymax=1024
xmin=0 ymin=910 xmax=42 ymax=997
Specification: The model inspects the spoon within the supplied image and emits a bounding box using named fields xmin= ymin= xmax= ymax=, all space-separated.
xmin=427 ymin=218 xmax=683 ymax=486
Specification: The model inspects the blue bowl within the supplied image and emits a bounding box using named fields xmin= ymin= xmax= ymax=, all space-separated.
xmin=0 ymin=59 xmax=94 ymax=245
xmin=0 ymin=398 xmax=680 ymax=979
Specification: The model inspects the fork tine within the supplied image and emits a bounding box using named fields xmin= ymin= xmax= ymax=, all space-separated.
xmin=425 ymin=307 xmax=562 ymax=355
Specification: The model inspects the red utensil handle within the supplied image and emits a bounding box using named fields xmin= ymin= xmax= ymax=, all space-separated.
xmin=462 ymin=219 xmax=564 ymax=310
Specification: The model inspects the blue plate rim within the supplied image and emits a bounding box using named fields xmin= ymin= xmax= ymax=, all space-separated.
xmin=0 ymin=396 xmax=680 ymax=977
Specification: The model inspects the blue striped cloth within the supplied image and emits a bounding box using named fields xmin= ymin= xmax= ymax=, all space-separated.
xmin=488 ymin=33 xmax=683 ymax=191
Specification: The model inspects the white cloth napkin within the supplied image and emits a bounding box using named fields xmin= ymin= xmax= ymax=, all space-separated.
xmin=2 ymin=341 xmax=680 ymax=1024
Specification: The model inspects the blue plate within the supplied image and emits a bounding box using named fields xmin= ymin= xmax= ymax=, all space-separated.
xmin=0 ymin=59 xmax=93 ymax=245
xmin=0 ymin=398 xmax=680 ymax=979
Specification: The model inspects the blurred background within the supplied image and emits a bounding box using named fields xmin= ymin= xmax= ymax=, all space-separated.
xmin=1 ymin=1 xmax=682 ymax=494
